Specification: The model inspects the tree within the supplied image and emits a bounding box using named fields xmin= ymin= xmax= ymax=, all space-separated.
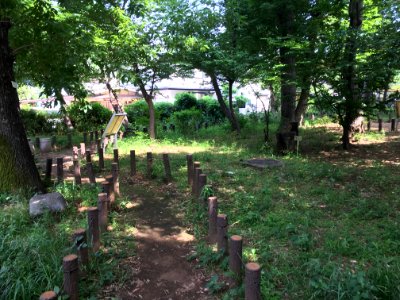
xmin=315 ymin=0 xmax=400 ymax=149
xmin=0 ymin=0 xmax=96 ymax=191
xmin=160 ymin=0 xmax=257 ymax=133
xmin=91 ymin=2 xmax=175 ymax=139
xmin=245 ymin=0 xmax=330 ymax=152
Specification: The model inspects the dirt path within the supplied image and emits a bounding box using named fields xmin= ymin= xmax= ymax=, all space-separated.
xmin=101 ymin=175 xmax=213 ymax=300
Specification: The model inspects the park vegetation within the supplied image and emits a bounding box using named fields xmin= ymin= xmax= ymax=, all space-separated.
xmin=0 ymin=0 xmax=400 ymax=298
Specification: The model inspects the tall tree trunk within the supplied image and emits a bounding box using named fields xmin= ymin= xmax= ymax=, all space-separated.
xmin=0 ymin=20 xmax=44 ymax=192
xmin=268 ymin=85 xmax=278 ymax=112
xmin=228 ymin=79 xmax=240 ymax=133
xmin=276 ymin=7 xmax=297 ymax=153
xmin=209 ymin=72 xmax=240 ymax=133
xmin=341 ymin=0 xmax=363 ymax=149
xmin=295 ymin=84 xmax=311 ymax=124
xmin=137 ymin=82 xmax=156 ymax=139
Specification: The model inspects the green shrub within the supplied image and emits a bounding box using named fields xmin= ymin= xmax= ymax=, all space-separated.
xmin=20 ymin=108 xmax=53 ymax=135
xmin=125 ymin=100 xmax=157 ymax=130
xmin=172 ymin=108 xmax=203 ymax=134
xmin=235 ymin=95 xmax=250 ymax=108
xmin=67 ymin=100 xmax=112 ymax=132
xmin=174 ymin=92 xmax=198 ymax=111
xmin=197 ymin=96 xmax=225 ymax=125
xmin=154 ymin=102 xmax=175 ymax=123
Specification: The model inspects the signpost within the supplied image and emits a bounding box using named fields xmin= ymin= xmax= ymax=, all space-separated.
xmin=294 ymin=135 xmax=302 ymax=156
xmin=102 ymin=113 xmax=127 ymax=149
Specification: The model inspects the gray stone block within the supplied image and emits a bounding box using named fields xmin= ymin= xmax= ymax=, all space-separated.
xmin=29 ymin=192 xmax=67 ymax=217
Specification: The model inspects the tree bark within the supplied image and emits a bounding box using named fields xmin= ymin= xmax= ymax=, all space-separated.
xmin=294 ymin=84 xmax=311 ymax=124
xmin=0 ymin=20 xmax=44 ymax=192
xmin=340 ymin=0 xmax=363 ymax=149
xmin=209 ymin=72 xmax=240 ymax=133
xmin=228 ymin=79 xmax=240 ymax=133
xmin=137 ymin=81 xmax=156 ymax=139
xmin=276 ymin=7 xmax=296 ymax=153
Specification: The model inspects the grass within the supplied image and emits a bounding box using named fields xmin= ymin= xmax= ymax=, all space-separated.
xmin=111 ymin=118 xmax=399 ymax=299
xmin=0 ymin=182 xmax=135 ymax=300
xmin=4 ymin=116 xmax=400 ymax=299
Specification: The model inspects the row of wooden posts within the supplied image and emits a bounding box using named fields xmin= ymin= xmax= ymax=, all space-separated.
xmin=40 ymin=144 xmax=126 ymax=299
xmin=369 ymin=118 xmax=398 ymax=132
xmin=186 ymin=154 xmax=262 ymax=300
xmin=40 ymin=148 xmax=259 ymax=299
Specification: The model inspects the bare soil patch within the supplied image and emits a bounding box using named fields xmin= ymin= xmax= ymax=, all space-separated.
xmin=100 ymin=176 xmax=213 ymax=300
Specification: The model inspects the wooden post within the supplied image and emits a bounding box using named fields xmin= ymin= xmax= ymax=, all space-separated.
xmin=193 ymin=167 xmax=202 ymax=196
xmin=98 ymin=193 xmax=109 ymax=233
xmin=95 ymin=130 xmax=99 ymax=140
xmin=87 ymin=207 xmax=100 ymax=252
xmin=51 ymin=135 xmax=56 ymax=149
xmin=391 ymin=119 xmax=395 ymax=132
xmin=112 ymin=162 xmax=120 ymax=197
xmin=378 ymin=119 xmax=383 ymax=132
xmin=63 ymin=254 xmax=79 ymax=300
xmin=87 ymin=162 xmax=96 ymax=184
xmin=39 ymin=291 xmax=57 ymax=300
xmin=367 ymin=120 xmax=371 ymax=131
xmin=101 ymin=181 xmax=111 ymax=210
xmin=45 ymin=158 xmax=52 ymax=181
xmin=130 ymin=150 xmax=136 ymax=176
xmin=229 ymin=235 xmax=243 ymax=278
xmin=113 ymin=148 xmax=119 ymax=165
xmin=101 ymin=129 xmax=104 ymax=136
xmin=67 ymin=133 xmax=72 ymax=148
xmin=89 ymin=131 xmax=94 ymax=142
xmin=83 ymin=132 xmax=87 ymax=144
xmin=56 ymin=157 xmax=63 ymax=183
xmin=80 ymin=143 xmax=85 ymax=157
xmin=162 ymin=153 xmax=172 ymax=182
xmin=72 ymin=146 xmax=79 ymax=160
xmin=96 ymin=138 xmax=101 ymax=152
xmin=72 ymin=228 xmax=89 ymax=266
xmin=245 ymin=262 xmax=261 ymax=300
xmin=90 ymin=141 xmax=96 ymax=154
xmin=192 ymin=162 xmax=200 ymax=191
xmin=73 ymin=160 xmax=81 ymax=185
xmin=208 ymin=197 xmax=218 ymax=243
xmin=35 ymin=136 xmax=40 ymax=148
xmin=105 ymin=175 xmax=115 ymax=207
xmin=217 ymin=214 xmax=228 ymax=255
xmin=187 ymin=154 xmax=194 ymax=186
xmin=98 ymin=146 xmax=104 ymax=170
xmin=146 ymin=152 xmax=153 ymax=177
xmin=85 ymin=150 xmax=92 ymax=163
xmin=197 ymin=174 xmax=207 ymax=199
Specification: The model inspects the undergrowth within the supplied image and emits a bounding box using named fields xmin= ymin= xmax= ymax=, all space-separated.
xmin=0 ymin=182 xmax=135 ymax=300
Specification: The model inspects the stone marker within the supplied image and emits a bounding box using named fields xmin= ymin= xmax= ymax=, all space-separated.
xmin=29 ymin=192 xmax=67 ymax=217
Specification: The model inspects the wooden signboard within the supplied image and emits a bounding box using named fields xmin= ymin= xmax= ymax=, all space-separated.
xmin=102 ymin=113 xmax=126 ymax=148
